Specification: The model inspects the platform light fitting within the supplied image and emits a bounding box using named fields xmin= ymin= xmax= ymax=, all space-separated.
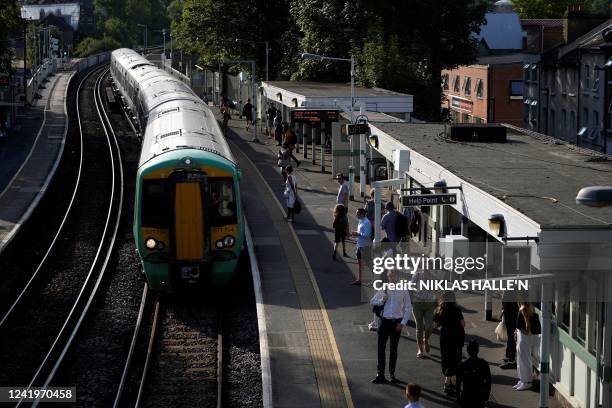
xmin=488 ymin=214 xmax=505 ymax=237
xmin=368 ymin=135 xmax=379 ymax=149
xmin=434 ymin=180 xmax=447 ymax=194
xmin=575 ymin=186 xmax=612 ymax=207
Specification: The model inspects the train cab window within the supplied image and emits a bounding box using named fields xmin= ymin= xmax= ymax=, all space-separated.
xmin=142 ymin=179 xmax=170 ymax=228
xmin=208 ymin=179 xmax=236 ymax=226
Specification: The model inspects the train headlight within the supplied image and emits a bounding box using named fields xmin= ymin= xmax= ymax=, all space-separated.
xmin=223 ymin=235 xmax=236 ymax=248
xmin=145 ymin=237 xmax=157 ymax=250
xmin=215 ymin=239 xmax=224 ymax=249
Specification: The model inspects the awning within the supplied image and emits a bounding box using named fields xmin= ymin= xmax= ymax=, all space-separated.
xmin=530 ymin=64 xmax=537 ymax=70
xmin=524 ymin=98 xmax=532 ymax=105
xmin=530 ymin=100 xmax=538 ymax=106
xmin=523 ymin=64 xmax=531 ymax=69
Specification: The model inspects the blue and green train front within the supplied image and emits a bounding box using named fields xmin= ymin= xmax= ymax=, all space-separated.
xmin=134 ymin=149 xmax=243 ymax=292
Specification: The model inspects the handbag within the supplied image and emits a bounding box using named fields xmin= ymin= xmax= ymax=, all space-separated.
xmin=371 ymin=290 xmax=387 ymax=317
xmin=495 ymin=319 xmax=508 ymax=342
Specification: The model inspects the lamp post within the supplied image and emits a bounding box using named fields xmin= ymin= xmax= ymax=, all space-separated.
xmin=157 ymin=28 xmax=168 ymax=59
xmin=300 ymin=52 xmax=356 ymax=198
xmin=235 ymin=38 xmax=269 ymax=81
xmin=137 ymin=24 xmax=148 ymax=55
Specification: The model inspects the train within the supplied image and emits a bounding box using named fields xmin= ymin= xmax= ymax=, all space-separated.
xmin=110 ymin=48 xmax=243 ymax=292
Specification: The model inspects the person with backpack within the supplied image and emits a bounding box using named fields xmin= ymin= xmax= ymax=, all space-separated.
xmin=456 ymin=340 xmax=491 ymax=408
xmin=514 ymin=302 xmax=541 ymax=391
xmin=243 ymin=98 xmax=253 ymax=131
xmin=370 ymin=269 xmax=412 ymax=384
xmin=282 ymin=123 xmax=301 ymax=167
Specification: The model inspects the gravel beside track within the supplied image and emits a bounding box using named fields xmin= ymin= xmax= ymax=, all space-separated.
xmin=0 ymin=66 xmax=112 ymax=388
xmin=48 ymin=73 xmax=144 ymax=407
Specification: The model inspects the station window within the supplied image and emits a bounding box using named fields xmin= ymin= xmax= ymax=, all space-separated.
xmin=462 ymin=113 xmax=471 ymax=123
xmin=509 ymin=81 xmax=523 ymax=98
xmin=453 ymin=75 xmax=460 ymax=93
xmin=463 ymin=77 xmax=471 ymax=96
xmin=475 ymin=79 xmax=483 ymax=98
xmin=442 ymin=74 xmax=449 ymax=90
xmin=585 ymin=65 xmax=590 ymax=89
xmin=208 ymin=178 xmax=237 ymax=227
xmin=474 ymin=117 xmax=484 ymax=124
xmin=583 ymin=108 xmax=589 ymax=125
xmin=575 ymin=301 xmax=587 ymax=346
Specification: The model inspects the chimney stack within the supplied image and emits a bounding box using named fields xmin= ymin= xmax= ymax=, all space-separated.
xmin=563 ymin=5 xmax=609 ymax=44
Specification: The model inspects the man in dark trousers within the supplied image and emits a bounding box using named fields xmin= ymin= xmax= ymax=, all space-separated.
xmin=456 ymin=340 xmax=491 ymax=408
xmin=500 ymin=292 xmax=518 ymax=369
xmin=243 ymin=99 xmax=253 ymax=131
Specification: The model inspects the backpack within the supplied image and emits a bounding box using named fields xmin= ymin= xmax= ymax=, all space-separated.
xmin=410 ymin=210 xmax=421 ymax=236
xmin=395 ymin=211 xmax=409 ymax=240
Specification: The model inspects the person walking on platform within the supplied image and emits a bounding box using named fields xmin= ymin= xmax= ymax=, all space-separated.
xmin=404 ymin=383 xmax=425 ymax=408
xmin=433 ymin=291 xmax=465 ymax=395
xmin=273 ymin=111 xmax=283 ymax=146
xmin=456 ymin=340 xmax=491 ymax=408
xmin=365 ymin=188 xmax=383 ymax=240
xmin=221 ymin=105 xmax=231 ymax=137
xmin=277 ymin=143 xmax=291 ymax=184
xmin=284 ymin=165 xmax=298 ymax=222
xmin=350 ymin=208 xmax=371 ymax=286
xmin=514 ymin=302 xmax=541 ymax=391
xmin=335 ymin=173 xmax=349 ymax=208
xmin=332 ymin=204 xmax=348 ymax=260
xmin=411 ymin=269 xmax=436 ymax=358
xmin=266 ymin=104 xmax=277 ymax=137
xmin=242 ymin=98 xmax=253 ymax=131
xmin=282 ymin=123 xmax=301 ymax=167
xmin=370 ymin=269 xmax=413 ymax=384
xmin=381 ymin=201 xmax=399 ymax=244
xmin=500 ymin=293 xmax=518 ymax=370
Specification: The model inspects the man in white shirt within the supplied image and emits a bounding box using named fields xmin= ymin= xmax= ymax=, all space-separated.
xmin=335 ymin=173 xmax=349 ymax=208
xmin=371 ymin=269 xmax=413 ymax=384
xmin=350 ymin=208 xmax=371 ymax=285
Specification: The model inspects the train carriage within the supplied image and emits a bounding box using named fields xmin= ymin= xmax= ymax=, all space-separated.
xmin=111 ymin=48 xmax=243 ymax=292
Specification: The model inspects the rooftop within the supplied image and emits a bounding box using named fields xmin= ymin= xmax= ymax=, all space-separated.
xmin=376 ymin=123 xmax=612 ymax=229
xmin=521 ymin=19 xmax=564 ymax=28
xmin=263 ymin=81 xmax=410 ymax=98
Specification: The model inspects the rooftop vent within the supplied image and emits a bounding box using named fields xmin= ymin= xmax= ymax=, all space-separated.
xmin=448 ymin=124 xmax=507 ymax=143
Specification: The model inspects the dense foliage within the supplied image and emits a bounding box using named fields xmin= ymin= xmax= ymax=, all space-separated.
xmin=0 ymin=0 xmax=21 ymax=73
xmin=512 ymin=0 xmax=610 ymax=18
xmin=173 ymin=0 xmax=488 ymax=120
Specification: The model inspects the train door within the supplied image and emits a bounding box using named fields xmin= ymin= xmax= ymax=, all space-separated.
xmin=169 ymin=170 xmax=209 ymax=264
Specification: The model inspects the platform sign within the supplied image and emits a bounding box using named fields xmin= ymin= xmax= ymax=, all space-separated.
xmin=402 ymin=193 xmax=457 ymax=206
xmin=290 ymin=109 xmax=339 ymax=123
xmin=501 ymin=246 xmax=531 ymax=275
xmin=346 ymin=123 xmax=368 ymax=135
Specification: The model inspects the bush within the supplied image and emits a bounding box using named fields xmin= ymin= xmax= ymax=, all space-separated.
xmin=74 ymin=36 xmax=121 ymax=57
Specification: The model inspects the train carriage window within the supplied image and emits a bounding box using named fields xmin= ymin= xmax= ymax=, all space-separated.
xmin=208 ymin=179 xmax=236 ymax=226
xmin=142 ymin=179 xmax=170 ymax=228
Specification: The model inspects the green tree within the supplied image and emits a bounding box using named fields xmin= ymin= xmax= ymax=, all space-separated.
xmin=0 ymin=0 xmax=20 ymax=73
xmin=172 ymin=0 xmax=291 ymax=79
xmin=512 ymin=0 xmax=592 ymax=18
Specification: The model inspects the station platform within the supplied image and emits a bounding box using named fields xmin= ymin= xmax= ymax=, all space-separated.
xmin=0 ymin=71 xmax=73 ymax=254
xmin=223 ymin=114 xmax=563 ymax=407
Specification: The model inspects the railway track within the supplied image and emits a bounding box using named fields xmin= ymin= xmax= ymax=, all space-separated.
xmin=114 ymin=293 xmax=225 ymax=408
xmin=0 ymin=65 xmax=124 ymax=405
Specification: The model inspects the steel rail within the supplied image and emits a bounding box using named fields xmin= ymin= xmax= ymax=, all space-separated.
xmin=15 ymin=67 xmax=124 ymax=406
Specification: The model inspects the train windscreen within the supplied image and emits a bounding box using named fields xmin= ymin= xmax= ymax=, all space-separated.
xmin=141 ymin=179 xmax=170 ymax=228
xmin=208 ymin=179 xmax=237 ymax=226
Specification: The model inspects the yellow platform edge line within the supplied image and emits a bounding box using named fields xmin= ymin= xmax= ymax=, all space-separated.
xmin=230 ymin=139 xmax=354 ymax=408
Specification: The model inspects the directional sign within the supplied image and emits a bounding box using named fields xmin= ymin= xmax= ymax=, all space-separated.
xmin=402 ymin=193 xmax=457 ymax=206
xmin=346 ymin=123 xmax=368 ymax=135
xmin=290 ymin=109 xmax=339 ymax=123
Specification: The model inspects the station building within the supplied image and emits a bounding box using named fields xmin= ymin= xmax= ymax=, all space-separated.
xmin=354 ymin=121 xmax=612 ymax=408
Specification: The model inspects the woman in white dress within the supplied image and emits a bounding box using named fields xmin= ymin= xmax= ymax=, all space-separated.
xmin=284 ymin=165 xmax=297 ymax=222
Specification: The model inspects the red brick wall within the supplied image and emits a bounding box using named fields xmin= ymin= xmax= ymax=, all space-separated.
xmin=490 ymin=63 xmax=523 ymax=126
xmin=441 ymin=65 xmax=488 ymax=123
